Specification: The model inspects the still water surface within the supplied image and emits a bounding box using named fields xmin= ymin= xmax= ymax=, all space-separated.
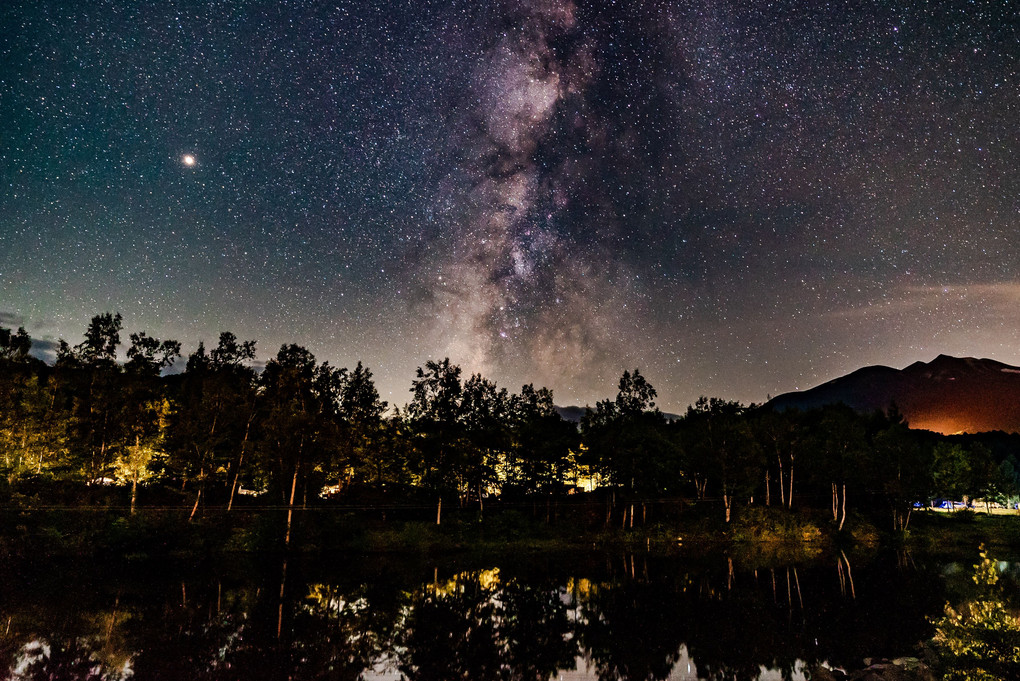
xmin=1 ymin=546 xmax=1010 ymax=680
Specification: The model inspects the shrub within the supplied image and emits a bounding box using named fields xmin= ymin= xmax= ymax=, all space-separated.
xmin=931 ymin=545 xmax=1020 ymax=680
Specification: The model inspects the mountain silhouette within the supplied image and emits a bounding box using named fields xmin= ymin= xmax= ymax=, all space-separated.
xmin=768 ymin=354 xmax=1020 ymax=435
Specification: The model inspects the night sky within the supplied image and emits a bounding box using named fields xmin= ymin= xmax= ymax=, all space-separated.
xmin=1 ymin=0 xmax=1016 ymax=411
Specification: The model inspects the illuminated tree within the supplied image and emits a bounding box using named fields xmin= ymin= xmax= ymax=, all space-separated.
xmin=931 ymin=546 xmax=1020 ymax=680
xmin=752 ymin=408 xmax=805 ymax=509
xmin=0 ymin=326 xmax=56 ymax=484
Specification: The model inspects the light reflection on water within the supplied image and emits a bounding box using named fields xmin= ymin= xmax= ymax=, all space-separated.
xmin=363 ymin=649 xmax=816 ymax=681
xmin=1 ymin=549 xmax=1000 ymax=680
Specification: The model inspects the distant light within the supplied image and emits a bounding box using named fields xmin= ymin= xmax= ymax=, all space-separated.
xmin=182 ymin=154 xmax=196 ymax=166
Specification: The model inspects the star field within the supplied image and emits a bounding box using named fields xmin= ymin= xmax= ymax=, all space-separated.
xmin=1 ymin=0 xmax=1017 ymax=410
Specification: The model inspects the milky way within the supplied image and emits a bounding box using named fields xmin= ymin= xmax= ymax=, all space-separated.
xmin=1 ymin=0 xmax=1016 ymax=410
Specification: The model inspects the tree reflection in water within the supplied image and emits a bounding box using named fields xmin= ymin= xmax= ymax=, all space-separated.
xmin=0 ymin=549 xmax=995 ymax=680
xmin=396 ymin=568 xmax=576 ymax=680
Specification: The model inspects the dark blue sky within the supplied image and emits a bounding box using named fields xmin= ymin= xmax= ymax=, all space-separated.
xmin=2 ymin=0 xmax=1016 ymax=410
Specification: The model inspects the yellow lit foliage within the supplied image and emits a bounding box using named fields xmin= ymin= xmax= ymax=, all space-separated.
xmin=931 ymin=545 xmax=1020 ymax=681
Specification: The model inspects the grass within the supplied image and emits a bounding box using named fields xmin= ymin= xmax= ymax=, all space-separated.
xmin=903 ymin=509 xmax=1020 ymax=552
xmin=3 ymin=497 xmax=1020 ymax=561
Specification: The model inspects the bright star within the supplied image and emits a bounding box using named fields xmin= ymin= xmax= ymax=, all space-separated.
xmin=182 ymin=154 xmax=196 ymax=166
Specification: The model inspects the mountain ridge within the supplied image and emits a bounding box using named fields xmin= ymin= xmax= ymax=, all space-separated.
xmin=768 ymin=354 xmax=1020 ymax=435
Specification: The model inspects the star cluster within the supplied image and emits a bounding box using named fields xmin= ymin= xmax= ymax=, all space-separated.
xmin=1 ymin=0 xmax=1016 ymax=409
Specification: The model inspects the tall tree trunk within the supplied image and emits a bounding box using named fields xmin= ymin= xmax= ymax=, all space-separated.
xmin=277 ymin=558 xmax=288 ymax=640
xmin=838 ymin=483 xmax=847 ymax=531
xmin=777 ymin=455 xmax=786 ymax=507
xmin=97 ymin=439 xmax=108 ymax=485
xmin=435 ymin=496 xmax=442 ymax=526
xmin=227 ymin=409 xmax=255 ymax=512
xmin=131 ymin=472 xmax=138 ymax=515
xmin=129 ymin=435 xmax=140 ymax=515
xmin=787 ymin=459 xmax=795 ymax=509
xmin=284 ymin=464 xmax=299 ymax=547
xmin=227 ymin=450 xmax=244 ymax=512
xmin=189 ymin=483 xmax=202 ymax=522
xmin=765 ymin=469 xmax=771 ymax=506
xmin=840 ymin=550 xmax=855 ymax=598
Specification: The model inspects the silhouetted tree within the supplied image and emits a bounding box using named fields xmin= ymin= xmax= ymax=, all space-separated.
xmin=406 ymin=358 xmax=465 ymax=524
xmin=681 ymin=397 xmax=759 ymax=523
xmin=809 ymin=405 xmax=868 ymax=531
xmin=509 ymin=384 xmax=577 ymax=498
xmin=870 ymin=410 xmax=930 ymax=530
xmin=931 ymin=442 xmax=972 ymax=509
xmin=0 ymin=325 xmax=31 ymax=361
xmin=55 ymin=313 xmax=126 ymax=482
xmin=460 ymin=373 xmax=511 ymax=511
xmin=258 ymin=344 xmax=338 ymax=544
xmin=167 ymin=332 xmax=257 ymax=515
xmin=752 ymin=408 xmax=804 ymax=508
xmin=326 ymin=361 xmax=389 ymax=490
xmin=582 ymin=370 xmax=677 ymax=527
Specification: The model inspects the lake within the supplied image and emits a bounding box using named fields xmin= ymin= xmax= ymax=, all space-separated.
xmin=1 ymin=544 xmax=1013 ymax=680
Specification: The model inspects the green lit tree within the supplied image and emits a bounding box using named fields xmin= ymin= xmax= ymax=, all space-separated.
xmin=931 ymin=546 xmax=1020 ymax=680
xmin=0 ymin=325 xmax=58 ymax=484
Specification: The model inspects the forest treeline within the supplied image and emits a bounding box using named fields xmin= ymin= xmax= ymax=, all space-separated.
xmin=2 ymin=314 xmax=1020 ymax=531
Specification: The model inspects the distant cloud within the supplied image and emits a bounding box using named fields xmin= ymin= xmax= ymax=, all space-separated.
xmin=830 ymin=282 xmax=1020 ymax=320
xmin=0 ymin=311 xmax=64 ymax=363
xmin=0 ymin=311 xmax=26 ymax=328
xmin=29 ymin=338 xmax=61 ymax=364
